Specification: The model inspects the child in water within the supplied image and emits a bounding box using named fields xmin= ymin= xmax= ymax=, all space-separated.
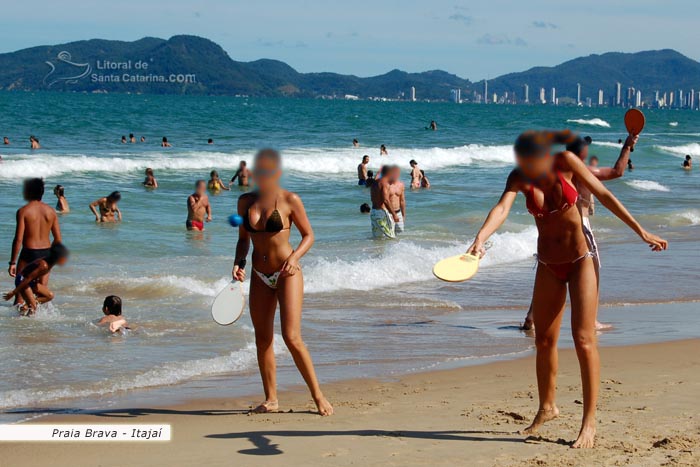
xmin=3 ymin=243 xmax=70 ymax=316
xmin=97 ymin=295 xmax=130 ymax=333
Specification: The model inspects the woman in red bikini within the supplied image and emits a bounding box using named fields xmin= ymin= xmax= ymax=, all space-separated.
xmin=467 ymin=130 xmax=667 ymax=448
xmin=231 ymin=149 xmax=333 ymax=416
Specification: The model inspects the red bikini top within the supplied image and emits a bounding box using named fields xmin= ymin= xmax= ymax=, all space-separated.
xmin=526 ymin=171 xmax=579 ymax=218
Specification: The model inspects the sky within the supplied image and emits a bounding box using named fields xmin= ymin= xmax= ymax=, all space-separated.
xmin=1 ymin=0 xmax=698 ymax=80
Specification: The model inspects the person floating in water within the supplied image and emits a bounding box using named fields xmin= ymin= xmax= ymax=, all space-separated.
xmin=140 ymin=136 xmax=146 ymax=143
xmin=208 ymin=138 xmax=214 ymax=145
xmin=3 ymin=243 xmax=69 ymax=316
xmin=357 ymin=155 xmax=370 ymax=185
xmin=370 ymin=166 xmax=398 ymax=239
xmin=467 ymin=129 xmax=666 ymax=449
xmin=97 ymin=295 xmax=130 ymax=333
xmin=29 ymin=136 xmax=40 ymax=149
xmin=353 ymin=138 xmax=359 ymax=147
xmin=380 ymin=144 xmax=388 ymax=156
xmin=3 ymin=137 xmax=9 ymax=145
xmin=9 ymin=178 xmax=62 ymax=308
xmin=682 ymin=155 xmax=692 ymax=170
xmin=230 ymin=161 xmax=252 ymax=188
xmin=409 ymin=160 xmax=423 ymax=189
xmin=208 ymin=170 xmax=230 ymax=193
xmin=161 ymin=137 xmax=171 ymax=148
xmin=186 ymin=180 xmax=212 ymax=231
xmin=429 ymin=120 xmax=437 ymax=131
xmin=129 ymin=134 xmax=136 ymax=143
xmin=143 ymin=168 xmax=158 ymax=188
xmin=121 ymin=135 xmax=127 ymax=144
xmin=53 ymin=185 xmax=69 ymax=213
xmin=231 ymin=148 xmax=333 ymax=416
xmin=90 ymin=191 xmax=122 ymax=223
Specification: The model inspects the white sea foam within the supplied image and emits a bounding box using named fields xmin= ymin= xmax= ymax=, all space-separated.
xmin=625 ymin=180 xmax=671 ymax=192
xmin=654 ymin=143 xmax=700 ymax=157
xmin=592 ymin=141 xmax=622 ymax=148
xmin=566 ymin=118 xmax=611 ymax=128
xmin=73 ymin=275 xmax=236 ymax=298
xmin=0 ymin=144 xmax=514 ymax=180
xmin=675 ymin=210 xmax=700 ymax=226
xmin=0 ymin=338 xmax=285 ymax=409
xmin=304 ymin=228 xmax=537 ymax=294
xmin=669 ymin=122 xmax=679 ymax=127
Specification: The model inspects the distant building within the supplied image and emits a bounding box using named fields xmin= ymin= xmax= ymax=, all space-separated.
xmin=344 ymin=94 xmax=359 ymax=101
xmin=635 ymin=90 xmax=642 ymax=108
xmin=598 ymin=89 xmax=604 ymax=106
xmin=539 ymin=87 xmax=546 ymax=104
xmin=450 ymin=88 xmax=461 ymax=104
xmin=690 ymin=89 xmax=695 ymax=110
xmin=586 ymin=97 xmax=592 ymax=107
xmin=615 ymin=82 xmax=622 ymax=106
xmin=677 ymin=89 xmax=684 ymax=108
xmin=576 ymin=83 xmax=582 ymax=105
xmin=409 ymin=86 xmax=416 ymax=102
xmin=484 ymin=80 xmax=489 ymax=104
xmin=669 ymin=91 xmax=675 ymax=107
xmin=523 ymin=84 xmax=529 ymax=104
xmin=550 ymin=87 xmax=556 ymax=105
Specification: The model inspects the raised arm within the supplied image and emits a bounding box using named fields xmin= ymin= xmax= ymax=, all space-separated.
xmin=9 ymin=209 xmax=25 ymax=277
xmin=232 ymin=196 xmax=251 ymax=282
xmin=282 ymin=193 xmax=314 ymax=277
xmin=562 ymin=151 xmax=667 ymax=251
xmin=591 ymin=134 xmax=637 ymax=181
xmin=467 ymin=170 xmax=520 ymax=257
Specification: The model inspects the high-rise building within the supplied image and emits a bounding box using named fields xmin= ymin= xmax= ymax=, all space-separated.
xmin=409 ymin=86 xmax=416 ymax=102
xmin=598 ymin=89 xmax=604 ymax=106
xmin=551 ymin=87 xmax=556 ymax=105
xmin=677 ymin=89 xmax=684 ymax=108
xmin=627 ymin=87 xmax=635 ymax=107
xmin=484 ymin=80 xmax=489 ymax=104
xmin=654 ymin=90 xmax=660 ymax=107
xmin=635 ymin=90 xmax=642 ymax=107
xmin=450 ymin=88 xmax=461 ymax=104
xmin=523 ymin=84 xmax=529 ymax=104
xmin=669 ymin=91 xmax=675 ymax=107
xmin=576 ymin=83 xmax=582 ymax=105
xmin=690 ymin=89 xmax=695 ymax=110
xmin=539 ymin=87 xmax=546 ymax=104
xmin=616 ymin=82 xmax=622 ymax=106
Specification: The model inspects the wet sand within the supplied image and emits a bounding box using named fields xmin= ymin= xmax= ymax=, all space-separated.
xmin=2 ymin=339 xmax=698 ymax=466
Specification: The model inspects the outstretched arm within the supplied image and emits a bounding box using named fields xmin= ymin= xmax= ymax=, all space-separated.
xmin=591 ymin=134 xmax=637 ymax=181
xmin=467 ymin=171 xmax=520 ymax=257
xmin=562 ymin=151 xmax=667 ymax=251
xmin=283 ymin=193 xmax=314 ymax=277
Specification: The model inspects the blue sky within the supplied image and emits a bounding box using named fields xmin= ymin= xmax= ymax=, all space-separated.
xmin=1 ymin=0 xmax=698 ymax=80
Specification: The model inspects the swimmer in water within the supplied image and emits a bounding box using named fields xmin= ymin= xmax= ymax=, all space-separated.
xmin=420 ymin=170 xmax=431 ymax=188
xmin=90 ymin=191 xmax=122 ymax=223
xmin=468 ymin=129 xmax=666 ymax=449
xmin=53 ymin=185 xmax=69 ymax=213
xmin=208 ymin=138 xmax=214 ymax=145
xmin=230 ymin=161 xmax=252 ymax=188
xmin=186 ymin=180 xmax=212 ymax=231
xmin=353 ymin=138 xmax=359 ymax=147
xmin=140 ymin=136 xmax=146 ymax=143
xmin=380 ymin=144 xmax=388 ymax=156
xmin=161 ymin=137 xmax=171 ymax=148
xmin=429 ymin=120 xmax=437 ymax=131
xmin=143 ymin=168 xmax=158 ymax=188
xmin=358 ymin=155 xmax=370 ymax=186
xmin=97 ymin=295 xmax=130 ymax=333
xmin=409 ymin=160 xmax=423 ymax=189
xmin=208 ymin=170 xmax=230 ymax=193
xmin=3 ymin=137 xmax=9 ymax=145
xmin=3 ymin=243 xmax=69 ymax=316
xmin=231 ymin=149 xmax=333 ymax=416
xmin=682 ymin=155 xmax=692 ymax=170
xmin=129 ymin=134 xmax=136 ymax=143
xmin=121 ymin=135 xmax=127 ymax=144
xmin=29 ymin=136 xmax=40 ymax=149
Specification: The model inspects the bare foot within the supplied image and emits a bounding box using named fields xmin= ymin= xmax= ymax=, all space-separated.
xmin=571 ymin=422 xmax=596 ymax=448
xmin=314 ymin=396 xmax=334 ymax=416
xmin=521 ymin=406 xmax=559 ymax=435
xmin=251 ymin=400 xmax=278 ymax=414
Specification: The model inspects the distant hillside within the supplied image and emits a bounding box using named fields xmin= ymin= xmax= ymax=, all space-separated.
xmin=481 ymin=49 xmax=700 ymax=102
xmin=0 ymin=36 xmax=698 ymax=102
xmin=0 ymin=35 xmax=470 ymax=99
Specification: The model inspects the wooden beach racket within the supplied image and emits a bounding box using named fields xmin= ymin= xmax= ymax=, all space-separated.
xmin=433 ymin=253 xmax=480 ymax=282
xmin=624 ymin=109 xmax=645 ymax=152
xmin=211 ymin=281 xmax=245 ymax=326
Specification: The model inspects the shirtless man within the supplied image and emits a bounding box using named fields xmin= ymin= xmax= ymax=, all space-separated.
xmin=389 ymin=166 xmax=406 ymax=233
xmin=90 ymin=192 xmax=122 ymax=223
xmin=357 ymin=155 xmax=370 ymax=186
xmin=409 ymin=160 xmax=423 ymax=189
xmin=8 ymin=178 xmax=62 ymax=307
xmin=186 ymin=180 xmax=212 ymax=231
xmin=230 ymin=161 xmax=252 ymax=187
xmin=522 ymin=133 xmax=637 ymax=331
xmin=370 ymin=166 xmax=398 ymax=239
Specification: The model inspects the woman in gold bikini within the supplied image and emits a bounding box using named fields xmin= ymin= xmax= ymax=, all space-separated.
xmin=231 ymin=149 xmax=333 ymax=416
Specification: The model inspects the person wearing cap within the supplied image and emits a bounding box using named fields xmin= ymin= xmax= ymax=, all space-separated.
xmin=522 ymin=132 xmax=638 ymax=332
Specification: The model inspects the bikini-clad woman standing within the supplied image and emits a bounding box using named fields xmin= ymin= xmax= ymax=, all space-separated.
xmin=232 ymin=149 xmax=333 ymax=416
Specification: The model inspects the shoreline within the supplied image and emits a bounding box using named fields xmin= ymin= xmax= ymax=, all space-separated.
xmin=2 ymin=338 xmax=699 ymax=466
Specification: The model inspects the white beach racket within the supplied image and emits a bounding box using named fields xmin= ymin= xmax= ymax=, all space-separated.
xmin=211 ymin=281 xmax=245 ymax=326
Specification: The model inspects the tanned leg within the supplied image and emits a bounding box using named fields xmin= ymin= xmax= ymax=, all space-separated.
xmin=249 ymin=273 xmax=280 ymax=413
xmin=278 ymin=271 xmax=333 ymax=416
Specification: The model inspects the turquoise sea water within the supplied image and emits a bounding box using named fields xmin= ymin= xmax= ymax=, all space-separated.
xmin=0 ymin=92 xmax=698 ymax=419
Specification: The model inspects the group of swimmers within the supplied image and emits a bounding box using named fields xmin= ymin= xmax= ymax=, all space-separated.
xmin=3 ymin=128 xmax=670 ymax=447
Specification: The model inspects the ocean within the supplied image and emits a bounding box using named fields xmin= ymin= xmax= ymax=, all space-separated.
xmin=0 ymin=92 xmax=698 ymax=420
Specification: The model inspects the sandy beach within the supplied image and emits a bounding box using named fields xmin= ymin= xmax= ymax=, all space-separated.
xmin=1 ymin=339 xmax=697 ymax=466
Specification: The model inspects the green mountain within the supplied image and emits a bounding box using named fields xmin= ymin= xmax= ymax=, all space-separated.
xmin=0 ymin=35 xmax=470 ymax=99
xmin=481 ymin=49 xmax=700 ymax=102
xmin=1 ymin=35 xmax=698 ymax=102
